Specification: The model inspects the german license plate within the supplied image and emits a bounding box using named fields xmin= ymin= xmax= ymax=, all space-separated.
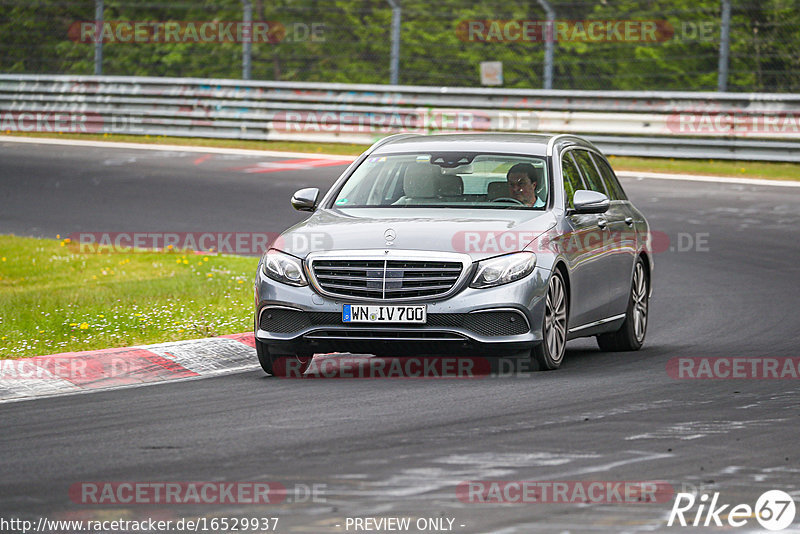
xmin=342 ymin=304 xmax=427 ymax=323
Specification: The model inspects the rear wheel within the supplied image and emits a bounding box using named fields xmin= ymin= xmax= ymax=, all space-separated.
xmin=256 ymin=340 xmax=312 ymax=377
xmin=531 ymin=270 xmax=568 ymax=371
xmin=596 ymin=259 xmax=648 ymax=352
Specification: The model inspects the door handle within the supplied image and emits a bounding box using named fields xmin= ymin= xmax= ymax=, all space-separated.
xmin=597 ymin=218 xmax=608 ymax=229
xmin=624 ymin=217 xmax=634 ymax=226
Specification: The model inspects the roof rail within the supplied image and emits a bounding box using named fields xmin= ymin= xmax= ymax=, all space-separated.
xmin=366 ymin=133 xmax=421 ymax=154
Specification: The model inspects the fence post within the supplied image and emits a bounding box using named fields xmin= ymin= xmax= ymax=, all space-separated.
xmin=717 ymin=0 xmax=731 ymax=91
xmin=387 ymin=0 xmax=401 ymax=85
xmin=242 ymin=0 xmax=252 ymax=80
xmin=536 ymin=0 xmax=555 ymax=89
xmin=94 ymin=0 xmax=103 ymax=75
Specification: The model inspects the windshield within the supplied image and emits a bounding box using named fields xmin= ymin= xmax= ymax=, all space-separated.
xmin=332 ymin=152 xmax=548 ymax=209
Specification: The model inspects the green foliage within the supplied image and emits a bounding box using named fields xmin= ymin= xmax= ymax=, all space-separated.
xmin=0 ymin=0 xmax=797 ymax=91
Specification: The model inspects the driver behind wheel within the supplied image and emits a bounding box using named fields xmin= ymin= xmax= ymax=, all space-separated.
xmin=507 ymin=163 xmax=544 ymax=207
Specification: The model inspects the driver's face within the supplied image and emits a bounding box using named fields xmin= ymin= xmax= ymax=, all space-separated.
xmin=508 ymin=172 xmax=537 ymax=205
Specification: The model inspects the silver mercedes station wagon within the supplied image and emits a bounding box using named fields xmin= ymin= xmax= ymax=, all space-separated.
xmin=254 ymin=133 xmax=653 ymax=375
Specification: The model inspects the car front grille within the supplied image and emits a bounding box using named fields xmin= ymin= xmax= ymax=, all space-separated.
xmin=310 ymin=259 xmax=463 ymax=300
xmin=259 ymin=308 xmax=529 ymax=337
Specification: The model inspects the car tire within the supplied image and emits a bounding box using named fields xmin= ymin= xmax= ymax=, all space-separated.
xmin=256 ymin=340 xmax=313 ymax=377
xmin=596 ymin=258 xmax=649 ymax=352
xmin=531 ymin=270 xmax=568 ymax=371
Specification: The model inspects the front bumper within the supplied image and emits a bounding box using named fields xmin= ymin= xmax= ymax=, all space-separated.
xmin=254 ymin=258 xmax=551 ymax=357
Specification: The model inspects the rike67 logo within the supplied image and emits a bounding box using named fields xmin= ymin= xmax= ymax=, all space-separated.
xmin=668 ymin=490 xmax=796 ymax=530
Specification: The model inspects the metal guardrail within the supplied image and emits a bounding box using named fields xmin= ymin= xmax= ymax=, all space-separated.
xmin=2 ymin=74 xmax=800 ymax=162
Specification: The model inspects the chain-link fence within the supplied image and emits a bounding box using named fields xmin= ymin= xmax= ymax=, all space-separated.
xmin=1 ymin=0 xmax=798 ymax=92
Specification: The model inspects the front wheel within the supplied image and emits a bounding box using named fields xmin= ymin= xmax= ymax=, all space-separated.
xmin=531 ymin=270 xmax=568 ymax=370
xmin=596 ymin=258 xmax=649 ymax=352
xmin=256 ymin=340 xmax=312 ymax=377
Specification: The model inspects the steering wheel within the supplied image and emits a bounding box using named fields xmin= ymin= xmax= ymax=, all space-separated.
xmin=491 ymin=197 xmax=526 ymax=205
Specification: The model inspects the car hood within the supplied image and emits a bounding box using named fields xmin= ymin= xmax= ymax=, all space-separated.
xmin=277 ymin=208 xmax=556 ymax=261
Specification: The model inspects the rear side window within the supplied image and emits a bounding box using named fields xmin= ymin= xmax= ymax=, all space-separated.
xmin=592 ymin=154 xmax=628 ymax=200
xmin=561 ymin=152 xmax=584 ymax=209
xmin=571 ymin=150 xmax=607 ymax=196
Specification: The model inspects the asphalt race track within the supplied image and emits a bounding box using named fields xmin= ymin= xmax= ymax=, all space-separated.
xmin=1 ymin=140 xmax=799 ymax=533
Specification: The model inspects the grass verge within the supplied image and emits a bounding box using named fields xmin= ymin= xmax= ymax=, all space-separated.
xmin=4 ymin=131 xmax=800 ymax=181
xmin=608 ymin=155 xmax=800 ymax=182
xmin=0 ymin=234 xmax=258 ymax=359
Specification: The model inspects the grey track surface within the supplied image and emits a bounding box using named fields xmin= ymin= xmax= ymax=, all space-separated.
xmin=0 ymin=142 xmax=319 ymax=236
xmin=1 ymin=141 xmax=799 ymax=532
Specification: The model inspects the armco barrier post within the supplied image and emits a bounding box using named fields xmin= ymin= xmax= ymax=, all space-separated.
xmin=94 ymin=0 xmax=103 ymax=75
xmin=388 ymin=0 xmax=401 ymax=85
xmin=242 ymin=0 xmax=252 ymax=80
xmin=717 ymin=0 xmax=731 ymax=92
xmin=537 ymin=0 xmax=555 ymax=89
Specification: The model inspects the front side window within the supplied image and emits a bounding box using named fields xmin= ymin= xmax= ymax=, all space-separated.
xmin=561 ymin=152 xmax=584 ymax=209
xmin=332 ymin=153 xmax=548 ymax=209
xmin=571 ymin=150 xmax=608 ymax=196
xmin=592 ymin=154 xmax=628 ymax=201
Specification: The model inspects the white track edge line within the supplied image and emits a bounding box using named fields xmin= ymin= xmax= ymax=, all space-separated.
xmin=1 ymin=135 xmax=798 ymax=186
xmin=0 ymin=135 xmax=357 ymax=161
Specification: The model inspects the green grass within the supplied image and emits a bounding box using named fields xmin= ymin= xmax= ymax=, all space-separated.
xmin=5 ymin=131 xmax=800 ymax=181
xmin=607 ymin=155 xmax=800 ymax=181
xmin=0 ymin=235 xmax=258 ymax=359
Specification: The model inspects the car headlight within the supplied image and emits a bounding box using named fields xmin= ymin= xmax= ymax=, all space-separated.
xmin=470 ymin=252 xmax=536 ymax=289
xmin=261 ymin=249 xmax=307 ymax=286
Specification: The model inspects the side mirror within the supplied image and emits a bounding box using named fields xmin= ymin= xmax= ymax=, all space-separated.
xmin=291 ymin=188 xmax=319 ymax=212
xmin=571 ymin=190 xmax=610 ymax=214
